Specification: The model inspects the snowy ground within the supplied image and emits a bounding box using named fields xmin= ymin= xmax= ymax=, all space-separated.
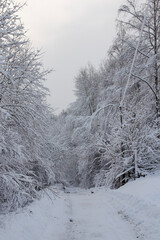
xmin=0 ymin=174 xmax=160 ymax=240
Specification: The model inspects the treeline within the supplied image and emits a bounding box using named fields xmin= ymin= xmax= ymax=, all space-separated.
xmin=0 ymin=0 xmax=58 ymax=213
xmin=53 ymin=0 xmax=160 ymax=188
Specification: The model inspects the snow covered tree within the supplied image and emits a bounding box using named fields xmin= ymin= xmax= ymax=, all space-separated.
xmin=74 ymin=64 xmax=100 ymax=116
xmin=119 ymin=0 xmax=160 ymax=118
xmin=0 ymin=0 xmax=55 ymax=212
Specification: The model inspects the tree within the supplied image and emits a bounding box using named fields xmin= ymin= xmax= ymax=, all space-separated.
xmin=0 ymin=0 xmax=55 ymax=213
xmin=119 ymin=0 xmax=160 ymax=118
xmin=74 ymin=64 xmax=100 ymax=116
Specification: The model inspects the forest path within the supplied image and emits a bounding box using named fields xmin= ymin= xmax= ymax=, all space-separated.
xmin=2 ymin=176 xmax=160 ymax=240
xmin=63 ymin=188 xmax=138 ymax=240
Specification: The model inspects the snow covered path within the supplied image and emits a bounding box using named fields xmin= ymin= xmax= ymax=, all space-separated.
xmin=64 ymin=189 xmax=137 ymax=240
xmin=0 ymin=174 xmax=160 ymax=240
xmin=0 ymin=188 xmax=137 ymax=240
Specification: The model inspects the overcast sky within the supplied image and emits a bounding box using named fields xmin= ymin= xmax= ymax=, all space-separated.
xmin=20 ymin=0 xmax=124 ymax=113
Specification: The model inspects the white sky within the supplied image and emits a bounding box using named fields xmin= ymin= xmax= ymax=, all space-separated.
xmin=20 ymin=0 xmax=124 ymax=113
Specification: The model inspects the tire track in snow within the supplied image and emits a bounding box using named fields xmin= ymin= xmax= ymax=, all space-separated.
xmin=64 ymin=194 xmax=76 ymax=240
xmin=109 ymin=190 xmax=160 ymax=240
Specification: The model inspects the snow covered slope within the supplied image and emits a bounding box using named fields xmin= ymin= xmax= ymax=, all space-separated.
xmin=0 ymin=174 xmax=160 ymax=240
xmin=118 ymin=174 xmax=160 ymax=206
xmin=111 ymin=174 xmax=160 ymax=240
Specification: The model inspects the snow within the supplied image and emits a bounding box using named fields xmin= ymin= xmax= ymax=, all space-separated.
xmin=110 ymin=174 xmax=160 ymax=240
xmin=0 ymin=189 xmax=68 ymax=240
xmin=117 ymin=174 xmax=160 ymax=206
xmin=66 ymin=189 xmax=136 ymax=240
xmin=0 ymin=174 xmax=160 ymax=240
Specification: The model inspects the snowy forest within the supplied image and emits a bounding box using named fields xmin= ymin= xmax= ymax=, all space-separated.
xmin=0 ymin=0 xmax=160 ymax=215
